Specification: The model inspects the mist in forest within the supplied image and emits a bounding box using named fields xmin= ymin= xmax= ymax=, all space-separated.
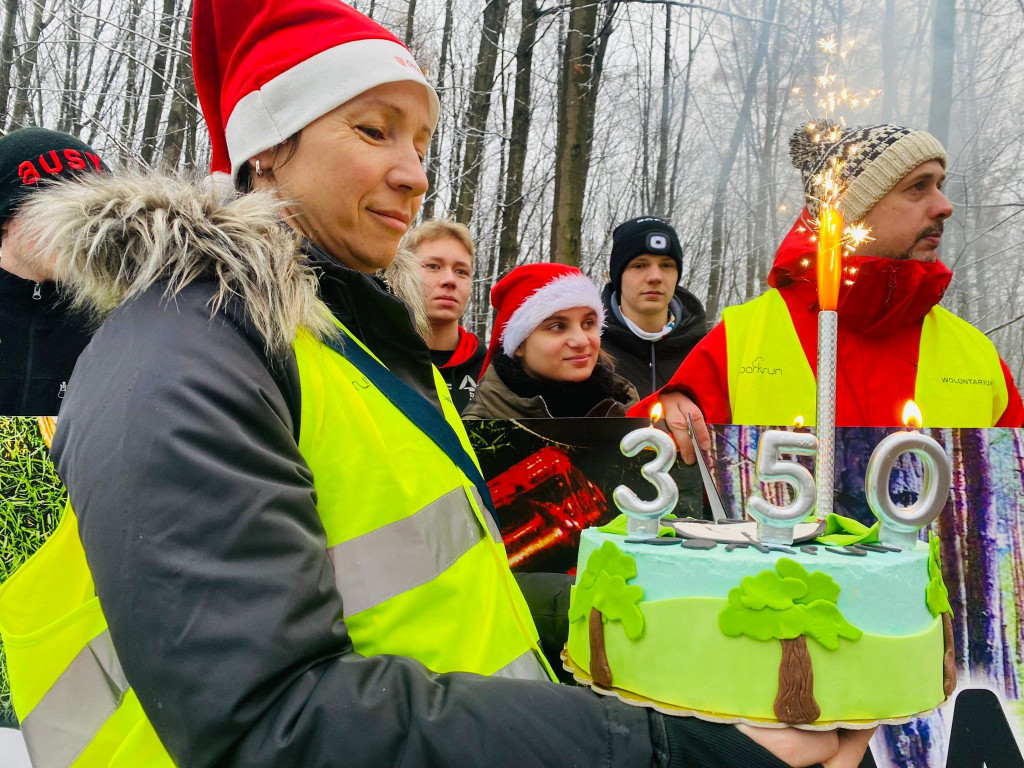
xmin=0 ymin=0 xmax=1020 ymax=376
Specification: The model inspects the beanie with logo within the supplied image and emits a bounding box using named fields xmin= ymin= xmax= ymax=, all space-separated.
xmin=608 ymin=216 xmax=683 ymax=294
xmin=0 ymin=127 xmax=106 ymax=241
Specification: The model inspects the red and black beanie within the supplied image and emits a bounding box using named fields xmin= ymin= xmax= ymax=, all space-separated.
xmin=0 ymin=126 xmax=106 ymax=235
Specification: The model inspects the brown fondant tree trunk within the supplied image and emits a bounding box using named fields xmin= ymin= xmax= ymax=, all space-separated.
xmin=942 ymin=612 xmax=958 ymax=696
xmin=774 ymin=636 xmax=820 ymax=724
xmin=589 ymin=607 xmax=613 ymax=688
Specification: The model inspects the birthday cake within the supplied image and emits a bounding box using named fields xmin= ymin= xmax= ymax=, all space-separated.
xmin=563 ymin=521 xmax=955 ymax=728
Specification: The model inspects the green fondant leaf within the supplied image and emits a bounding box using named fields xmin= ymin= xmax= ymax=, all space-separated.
xmin=719 ymin=588 xmax=806 ymax=641
xmin=597 ymin=513 xmax=677 ymax=537
xmin=802 ymin=599 xmax=863 ymax=651
xmin=924 ymin=531 xmax=952 ymax=617
xmin=739 ymin=569 xmax=807 ymax=610
xmin=926 ymin=575 xmax=952 ymax=617
xmin=813 ymin=514 xmax=880 ymax=546
xmin=567 ymin=582 xmax=592 ymax=624
xmin=776 ymin=559 xmax=841 ymax=605
xmin=586 ymin=540 xmax=638 ymax=581
xmin=591 ymin=570 xmax=645 ymax=640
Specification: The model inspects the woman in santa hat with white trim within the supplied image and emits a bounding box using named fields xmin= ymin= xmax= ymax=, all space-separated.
xmin=8 ymin=0 xmax=870 ymax=766
xmin=464 ymin=263 xmax=639 ymax=419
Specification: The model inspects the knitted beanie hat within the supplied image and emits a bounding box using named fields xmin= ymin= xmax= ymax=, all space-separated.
xmin=191 ymin=0 xmax=439 ymax=186
xmin=481 ymin=263 xmax=604 ymax=374
xmin=790 ymin=120 xmax=946 ymax=221
xmin=0 ymin=127 xmax=106 ymax=239
xmin=608 ymin=216 xmax=683 ymax=293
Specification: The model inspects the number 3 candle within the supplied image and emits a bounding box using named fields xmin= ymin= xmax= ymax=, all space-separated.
xmin=613 ymin=403 xmax=679 ymax=538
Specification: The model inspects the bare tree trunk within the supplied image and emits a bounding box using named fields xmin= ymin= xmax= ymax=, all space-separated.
xmin=549 ymin=0 xmax=616 ymax=265
xmin=928 ymin=0 xmax=956 ymax=146
xmin=588 ymin=607 xmax=612 ymax=687
xmin=422 ymin=0 xmax=454 ymax=220
xmin=0 ymin=0 xmax=20 ymax=129
xmin=498 ymin=0 xmax=539 ymax=276
xmin=10 ymin=0 xmax=51 ymax=130
xmin=404 ymin=0 xmax=418 ymax=47
xmin=453 ymin=0 xmax=509 ymax=226
xmin=774 ymin=636 xmax=820 ymax=724
xmin=706 ymin=0 xmax=777 ymax=321
xmin=161 ymin=1 xmax=196 ymax=171
xmin=668 ymin=12 xmax=700 ymax=222
xmin=139 ymin=0 xmax=178 ymax=165
xmin=58 ymin=1 xmax=81 ymax=134
xmin=119 ymin=0 xmax=144 ymax=150
xmin=652 ymin=5 xmax=671 ymax=216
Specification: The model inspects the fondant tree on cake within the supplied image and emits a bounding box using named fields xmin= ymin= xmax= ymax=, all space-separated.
xmin=926 ymin=531 xmax=957 ymax=696
xmin=719 ymin=558 xmax=862 ymax=723
xmin=568 ymin=541 xmax=644 ymax=688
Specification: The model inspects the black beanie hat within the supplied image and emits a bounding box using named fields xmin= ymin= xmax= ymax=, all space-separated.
xmin=0 ymin=127 xmax=106 ymax=241
xmin=609 ymin=216 xmax=683 ymax=293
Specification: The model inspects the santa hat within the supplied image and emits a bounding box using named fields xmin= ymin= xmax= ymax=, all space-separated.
xmin=481 ymin=263 xmax=605 ymax=374
xmin=192 ymin=0 xmax=439 ymax=187
xmin=790 ymin=120 xmax=946 ymax=222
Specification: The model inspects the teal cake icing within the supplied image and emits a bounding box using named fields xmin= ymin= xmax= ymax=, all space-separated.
xmin=576 ymin=528 xmax=933 ymax=636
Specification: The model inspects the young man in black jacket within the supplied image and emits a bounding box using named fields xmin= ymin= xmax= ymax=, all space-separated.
xmin=0 ymin=127 xmax=106 ymax=415
xmin=404 ymin=219 xmax=486 ymax=413
xmin=601 ymin=216 xmax=707 ymax=398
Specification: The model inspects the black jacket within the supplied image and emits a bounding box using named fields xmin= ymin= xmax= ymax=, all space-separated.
xmin=47 ymin=173 xmax=792 ymax=768
xmin=600 ymin=283 xmax=707 ymax=399
xmin=430 ymin=326 xmax=486 ymax=414
xmin=0 ymin=269 xmax=92 ymax=415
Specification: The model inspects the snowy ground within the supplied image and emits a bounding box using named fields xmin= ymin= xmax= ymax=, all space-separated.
xmin=0 ymin=728 xmax=31 ymax=768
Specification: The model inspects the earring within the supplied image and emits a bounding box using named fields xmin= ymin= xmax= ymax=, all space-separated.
xmin=255 ymin=160 xmax=264 ymax=178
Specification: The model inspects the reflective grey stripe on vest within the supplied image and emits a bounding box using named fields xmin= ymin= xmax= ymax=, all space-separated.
xmin=21 ymin=629 xmax=129 ymax=768
xmin=328 ymin=486 xmax=490 ymax=617
xmin=491 ymin=649 xmax=549 ymax=681
xmin=469 ymin=486 xmax=502 ymax=543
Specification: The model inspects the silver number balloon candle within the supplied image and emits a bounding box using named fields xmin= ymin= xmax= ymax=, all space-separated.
xmin=865 ymin=403 xmax=952 ymax=550
xmin=613 ymin=404 xmax=679 ymax=538
xmin=747 ymin=430 xmax=819 ymax=545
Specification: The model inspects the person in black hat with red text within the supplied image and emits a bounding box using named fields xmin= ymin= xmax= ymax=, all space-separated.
xmin=600 ymin=216 xmax=707 ymax=399
xmin=0 ymin=127 xmax=106 ymax=415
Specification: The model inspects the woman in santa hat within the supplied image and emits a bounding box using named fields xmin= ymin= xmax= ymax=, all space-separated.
xmin=464 ymin=263 xmax=639 ymax=419
xmin=4 ymin=1 xmax=869 ymax=766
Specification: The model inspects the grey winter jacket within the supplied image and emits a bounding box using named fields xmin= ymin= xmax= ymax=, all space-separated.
xmin=32 ymin=172 xmax=791 ymax=768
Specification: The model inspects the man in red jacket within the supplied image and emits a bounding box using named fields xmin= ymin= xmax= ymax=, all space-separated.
xmin=635 ymin=121 xmax=1024 ymax=461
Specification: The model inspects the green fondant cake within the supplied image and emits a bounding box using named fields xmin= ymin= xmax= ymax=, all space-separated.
xmin=565 ymin=526 xmax=952 ymax=728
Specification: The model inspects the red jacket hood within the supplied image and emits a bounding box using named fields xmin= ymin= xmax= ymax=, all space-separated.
xmin=767 ymin=210 xmax=954 ymax=334
xmin=442 ymin=326 xmax=480 ymax=369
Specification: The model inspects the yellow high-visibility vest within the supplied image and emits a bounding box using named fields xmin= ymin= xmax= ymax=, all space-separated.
xmin=722 ymin=288 xmax=1008 ymax=427
xmin=0 ymin=321 xmax=551 ymax=767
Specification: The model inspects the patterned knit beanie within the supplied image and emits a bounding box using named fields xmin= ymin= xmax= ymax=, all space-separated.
xmin=790 ymin=120 xmax=946 ymax=222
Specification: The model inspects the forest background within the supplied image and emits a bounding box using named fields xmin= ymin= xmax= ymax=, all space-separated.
xmin=0 ymin=0 xmax=1020 ymax=378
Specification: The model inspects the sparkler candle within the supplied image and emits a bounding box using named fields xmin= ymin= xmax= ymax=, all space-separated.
xmin=814 ymin=202 xmax=843 ymax=521
xmin=613 ymin=403 xmax=679 ymax=538
xmin=865 ymin=401 xmax=952 ymax=550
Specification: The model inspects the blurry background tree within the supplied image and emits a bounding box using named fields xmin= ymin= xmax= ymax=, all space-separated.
xmin=0 ymin=0 xmax=1020 ymax=371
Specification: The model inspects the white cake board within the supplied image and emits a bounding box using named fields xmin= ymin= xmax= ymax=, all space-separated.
xmin=561 ymin=647 xmax=945 ymax=731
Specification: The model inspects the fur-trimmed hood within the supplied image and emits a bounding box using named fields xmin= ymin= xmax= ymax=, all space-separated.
xmin=17 ymin=169 xmax=336 ymax=357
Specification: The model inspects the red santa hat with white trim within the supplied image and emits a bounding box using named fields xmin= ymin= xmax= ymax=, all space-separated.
xmin=481 ymin=263 xmax=605 ymax=374
xmin=191 ymin=0 xmax=439 ymax=187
